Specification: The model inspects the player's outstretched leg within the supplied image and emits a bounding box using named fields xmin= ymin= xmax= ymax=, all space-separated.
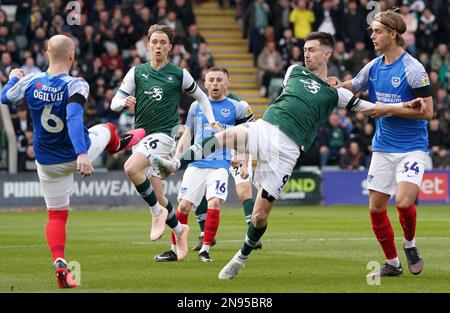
xmin=104 ymin=122 xmax=146 ymax=153
xmin=153 ymin=127 xmax=248 ymax=177
xmin=54 ymin=258 xmax=77 ymax=288
xmin=219 ymin=190 xmax=271 ymax=280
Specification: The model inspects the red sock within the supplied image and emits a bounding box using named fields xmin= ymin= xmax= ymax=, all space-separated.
xmin=104 ymin=123 xmax=120 ymax=152
xmin=204 ymin=209 xmax=220 ymax=246
xmin=45 ymin=210 xmax=69 ymax=261
xmin=397 ymin=204 xmax=417 ymax=241
xmin=171 ymin=211 xmax=188 ymax=245
xmin=370 ymin=210 xmax=397 ymax=259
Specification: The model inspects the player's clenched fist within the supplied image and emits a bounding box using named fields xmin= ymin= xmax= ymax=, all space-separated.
xmin=77 ymin=153 xmax=94 ymax=178
xmin=124 ymin=96 xmax=136 ymax=114
xmin=9 ymin=68 xmax=25 ymax=80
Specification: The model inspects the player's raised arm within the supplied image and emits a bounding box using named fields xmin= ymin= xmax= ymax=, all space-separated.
xmin=337 ymin=87 xmax=430 ymax=120
xmin=181 ymin=68 xmax=217 ymax=129
xmin=328 ymin=58 xmax=379 ymax=94
xmin=66 ymin=79 xmax=93 ymax=178
xmin=111 ymin=66 xmax=137 ymax=112
xmin=174 ymin=102 xmax=196 ymax=159
xmin=1 ymin=69 xmax=33 ymax=105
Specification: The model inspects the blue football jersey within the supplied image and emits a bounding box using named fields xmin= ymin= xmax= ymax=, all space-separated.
xmin=185 ymin=97 xmax=249 ymax=170
xmin=4 ymin=72 xmax=91 ymax=165
xmin=352 ymin=51 xmax=430 ymax=153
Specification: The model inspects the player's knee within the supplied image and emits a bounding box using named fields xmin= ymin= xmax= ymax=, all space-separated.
xmin=252 ymin=211 xmax=267 ymax=227
xmin=207 ymin=198 xmax=221 ymax=210
xmin=395 ymin=194 xmax=415 ymax=209
xmin=236 ymin=185 xmax=251 ymax=201
xmin=124 ymin=160 xmax=139 ymax=178
xmin=178 ymin=200 xmax=192 ymax=213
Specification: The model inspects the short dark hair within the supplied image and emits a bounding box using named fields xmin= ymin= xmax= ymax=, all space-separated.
xmin=304 ymin=32 xmax=335 ymax=50
xmin=206 ymin=66 xmax=230 ymax=78
xmin=147 ymin=24 xmax=175 ymax=44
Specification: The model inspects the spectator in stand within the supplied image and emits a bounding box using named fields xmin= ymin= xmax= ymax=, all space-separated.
xmin=339 ymin=141 xmax=365 ymax=170
xmin=341 ymin=0 xmax=365 ymax=50
xmin=416 ymin=7 xmax=438 ymax=55
xmin=318 ymin=113 xmax=349 ymax=168
xmin=313 ymin=0 xmax=340 ymax=37
xmin=183 ymin=24 xmax=206 ymax=56
xmin=20 ymin=56 xmax=41 ymax=75
xmin=257 ymin=40 xmax=284 ymax=97
xmin=400 ymin=4 xmax=418 ymax=56
xmin=431 ymin=43 xmax=449 ymax=72
xmin=100 ymin=43 xmax=124 ymax=72
xmin=428 ymin=119 xmax=447 ymax=156
xmin=245 ymin=0 xmax=270 ymax=63
xmin=347 ymin=41 xmax=371 ymax=75
xmin=289 ymin=0 xmax=315 ymax=46
xmin=171 ymin=0 xmax=196 ymax=31
xmin=115 ymin=14 xmax=141 ymax=51
xmin=161 ymin=11 xmax=185 ymax=39
xmin=0 ymin=52 xmax=18 ymax=84
xmin=272 ymin=0 xmax=292 ymax=41
xmin=278 ymin=28 xmax=299 ymax=67
xmin=285 ymin=45 xmax=303 ymax=70
xmin=432 ymin=147 xmax=450 ymax=169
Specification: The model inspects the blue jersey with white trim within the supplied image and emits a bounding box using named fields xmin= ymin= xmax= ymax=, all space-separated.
xmin=185 ymin=97 xmax=249 ymax=170
xmin=351 ymin=51 xmax=430 ymax=153
xmin=4 ymin=72 xmax=91 ymax=164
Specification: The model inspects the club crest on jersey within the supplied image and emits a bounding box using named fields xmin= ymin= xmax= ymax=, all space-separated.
xmin=221 ymin=109 xmax=230 ymax=117
xmin=391 ymin=76 xmax=401 ymax=88
xmin=299 ymin=79 xmax=321 ymax=94
xmin=144 ymin=86 xmax=163 ymax=101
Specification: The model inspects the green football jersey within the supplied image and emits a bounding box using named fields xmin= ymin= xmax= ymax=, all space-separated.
xmin=227 ymin=92 xmax=241 ymax=101
xmin=133 ymin=62 xmax=186 ymax=136
xmin=263 ymin=65 xmax=339 ymax=152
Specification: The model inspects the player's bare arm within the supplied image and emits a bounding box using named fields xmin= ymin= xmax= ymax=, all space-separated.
xmin=174 ymin=127 xmax=192 ymax=159
xmin=362 ymin=97 xmax=433 ymax=120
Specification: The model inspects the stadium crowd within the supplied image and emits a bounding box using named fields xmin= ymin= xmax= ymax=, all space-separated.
xmin=0 ymin=0 xmax=449 ymax=172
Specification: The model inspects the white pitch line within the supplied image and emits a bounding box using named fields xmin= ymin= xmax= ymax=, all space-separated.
xmin=1 ymin=237 xmax=449 ymax=249
xmin=131 ymin=237 xmax=450 ymax=245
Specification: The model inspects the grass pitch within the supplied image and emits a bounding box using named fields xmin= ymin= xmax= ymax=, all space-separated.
xmin=1 ymin=205 xmax=449 ymax=293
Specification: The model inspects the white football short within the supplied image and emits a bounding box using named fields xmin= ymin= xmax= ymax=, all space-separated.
xmin=132 ymin=132 xmax=175 ymax=177
xmin=240 ymin=119 xmax=300 ymax=200
xmin=367 ymin=150 xmax=432 ymax=196
xmin=230 ymin=154 xmax=253 ymax=185
xmin=177 ymin=166 xmax=229 ymax=207
xmin=36 ymin=124 xmax=110 ymax=209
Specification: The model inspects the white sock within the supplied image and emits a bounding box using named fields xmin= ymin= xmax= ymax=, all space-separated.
xmin=200 ymin=231 xmax=204 ymax=237
xmin=387 ymin=257 xmax=400 ymax=267
xmin=404 ymin=238 xmax=416 ymax=249
xmin=54 ymin=257 xmax=67 ymax=266
xmin=171 ymin=244 xmax=177 ymax=254
xmin=172 ymin=222 xmax=183 ymax=237
xmin=150 ymin=203 xmax=163 ymax=216
xmin=199 ymin=244 xmax=210 ymax=254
